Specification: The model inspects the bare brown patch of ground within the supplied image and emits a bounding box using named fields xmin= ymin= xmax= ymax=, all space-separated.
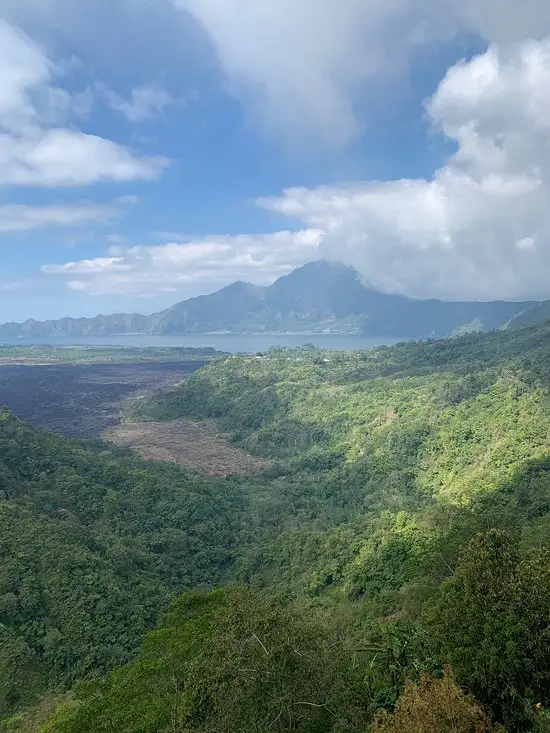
xmin=384 ymin=407 xmax=398 ymax=425
xmin=104 ymin=419 xmax=272 ymax=477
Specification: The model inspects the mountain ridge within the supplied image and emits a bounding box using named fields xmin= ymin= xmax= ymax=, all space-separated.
xmin=0 ymin=260 xmax=544 ymax=339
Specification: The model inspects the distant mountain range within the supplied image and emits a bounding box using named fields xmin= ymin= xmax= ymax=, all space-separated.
xmin=0 ymin=261 xmax=546 ymax=340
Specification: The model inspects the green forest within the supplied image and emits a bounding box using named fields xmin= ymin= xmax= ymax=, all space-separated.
xmin=0 ymin=345 xmax=221 ymax=365
xmin=1 ymin=322 xmax=550 ymax=732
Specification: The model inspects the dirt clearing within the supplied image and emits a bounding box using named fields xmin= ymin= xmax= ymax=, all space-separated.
xmin=104 ymin=419 xmax=271 ymax=476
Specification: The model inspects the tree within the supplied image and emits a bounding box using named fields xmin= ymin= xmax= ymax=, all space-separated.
xmin=0 ymin=629 xmax=42 ymax=717
xmin=424 ymin=530 xmax=550 ymax=730
xmin=372 ymin=667 xmax=503 ymax=733
xmin=45 ymin=587 xmax=370 ymax=733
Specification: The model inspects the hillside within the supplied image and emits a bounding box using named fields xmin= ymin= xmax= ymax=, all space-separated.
xmin=0 ymin=261 xmax=537 ymax=339
xmin=505 ymin=299 xmax=550 ymax=329
xmin=0 ymin=410 xmax=258 ymax=718
xmin=135 ymin=322 xmax=550 ymax=527
xmin=2 ymin=323 xmax=550 ymax=731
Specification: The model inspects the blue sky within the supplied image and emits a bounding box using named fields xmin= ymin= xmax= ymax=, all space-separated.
xmin=2 ymin=0 xmax=550 ymax=321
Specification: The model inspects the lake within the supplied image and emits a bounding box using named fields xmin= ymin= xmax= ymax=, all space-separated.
xmin=2 ymin=334 xmax=411 ymax=353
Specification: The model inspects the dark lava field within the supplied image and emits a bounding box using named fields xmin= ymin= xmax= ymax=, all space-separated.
xmin=0 ymin=361 xmax=206 ymax=438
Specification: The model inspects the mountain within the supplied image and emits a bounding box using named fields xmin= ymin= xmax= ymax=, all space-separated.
xmin=0 ymin=313 xmax=151 ymax=339
xmin=154 ymin=280 xmax=266 ymax=334
xmin=504 ymin=299 xmax=550 ymax=329
xmin=0 ymin=261 xmax=539 ymax=339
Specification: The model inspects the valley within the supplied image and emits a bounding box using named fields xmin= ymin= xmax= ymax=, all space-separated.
xmin=0 ymin=348 xmax=269 ymax=477
xmin=0 ymin=325 xmax=549 ymax=732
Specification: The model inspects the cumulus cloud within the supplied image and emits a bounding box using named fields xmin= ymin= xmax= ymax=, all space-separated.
xmin=0 ymin=20 xmax=168 ymax=186
xmin=7 ymin=0 xmax=550 ymax=150
xmin=0 ymin=200 xmax=126 ymax=232
xmin=8 ymin=0 xmax=550 ymax=151
xmin=42 ymin=229 xmax=323 ymax=297
xmin=9 ymin=0 xmax=550 ymax=305
xmin=258 ymin=38 xmax=550 ymax=301
xmin=39 ymin=32 xmax=550 ymax=303
xmin=169 ymin=0 xmax=550 ymax=148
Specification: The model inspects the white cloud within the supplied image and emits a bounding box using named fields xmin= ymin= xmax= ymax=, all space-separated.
xmin=257 ymin=38 xmax=550 ymax=300
xmin=43 ymin=257 xmax=133 ymax=275
xmin=99 ymin=83 xmax=176 ymax=122
xmin=0 ymin=20 xmax=169 ymax=186
xmin=7 ymin=0 xmax=550 ymax=151
xmin=0 ymin=201 xmax=124 ymax=232
xmin=172 ymin=0 xmax=456 ymax=147
xmin=8 ymin=0 xmax=550 ymax=307
xmin=0 ymin=128 xmax=168 ymax=186
xmin=8 ymin=0 xmax=550 ymax=152
xmin=170 ymin=0 xmax=550 ymax=148
xmin=0 ymin=19 xmax=51 ymax=132
xmin=42 ymin=229 xmax=323 ymax=297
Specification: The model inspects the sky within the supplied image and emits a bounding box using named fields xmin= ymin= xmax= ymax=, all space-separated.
xmin=2 ymin=0 xmax=550 ymax=321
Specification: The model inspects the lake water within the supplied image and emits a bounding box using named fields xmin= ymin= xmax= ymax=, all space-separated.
xmin=3 ymin=334 xmax=410 ymax=353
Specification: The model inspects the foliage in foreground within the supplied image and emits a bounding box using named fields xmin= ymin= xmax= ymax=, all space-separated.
xmin=38 ymin=531 xmax=550 ymax=733
xmin=44 ymin=587 xmax=369 ymax=733
xmin=372 ymin=668 xmax=504 ymax=733
xmin=424 ymin=531 xmax=550 ymax=729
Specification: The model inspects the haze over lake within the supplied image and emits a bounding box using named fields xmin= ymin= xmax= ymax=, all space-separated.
xmin=1 ymin=334 xmax=409 ymax=353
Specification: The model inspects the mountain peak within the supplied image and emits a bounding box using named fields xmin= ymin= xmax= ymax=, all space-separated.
xmin=283 ymin=259 xmax=357 ymax=278
xmin=219 ymin=280 xmax=261 ymax=294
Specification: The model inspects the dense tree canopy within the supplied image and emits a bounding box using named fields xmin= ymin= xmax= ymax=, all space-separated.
xmin=2 ymin=322 xmax=550 ymax=731
xmin=45 ymin=588 xmax=371 ymax=733
xmin=425 ymin=530 xmax=550 ymax=729
xmin=0 ymin=409 xmax=254 ymax=715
